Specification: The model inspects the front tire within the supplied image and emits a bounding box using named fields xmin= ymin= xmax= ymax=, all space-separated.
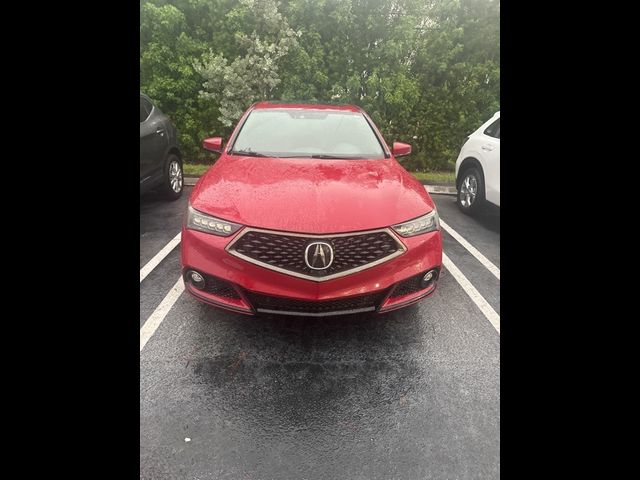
xmin=161 ymin=154 xmax=183 ymax=200
xmin=457 ymin=167 xmax=485 ymax=215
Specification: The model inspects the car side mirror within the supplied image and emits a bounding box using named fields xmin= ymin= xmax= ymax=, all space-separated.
xmin=203 ymin=137 xmax=224 ymax=153
xmin=392 ymin=142 xmax=412 ymax=158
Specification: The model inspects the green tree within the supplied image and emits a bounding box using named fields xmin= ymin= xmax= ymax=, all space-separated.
xmin=409 ymin=0 xmax=500 ymax=169
xmin=140 ymin=0 xmax=500 ymax=170
xmin=140 ymin=1 xmax=218 ymax=161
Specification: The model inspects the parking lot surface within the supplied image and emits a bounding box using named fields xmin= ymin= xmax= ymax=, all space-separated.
xmin=140 ymin=187 xmax=500 ymax=479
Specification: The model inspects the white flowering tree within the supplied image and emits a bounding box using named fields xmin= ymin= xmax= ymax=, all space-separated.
xmin=194 ymin=0 xmax=300 ymax=127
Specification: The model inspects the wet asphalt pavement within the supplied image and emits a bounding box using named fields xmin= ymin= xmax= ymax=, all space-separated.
xmin=140 ymin=187 xmax=500 ymax=479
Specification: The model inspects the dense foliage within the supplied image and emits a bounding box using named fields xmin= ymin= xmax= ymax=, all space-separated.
xmin=141 ymin=0 xmax=499 ymax=170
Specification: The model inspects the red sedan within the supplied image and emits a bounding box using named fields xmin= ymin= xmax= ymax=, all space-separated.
xmin=181 ymin=102 xmax=442 ymax=316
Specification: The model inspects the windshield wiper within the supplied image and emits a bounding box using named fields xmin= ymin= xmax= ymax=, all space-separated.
xmin=230 ymin=150 xmax=273 ymax=157
xmin=231 ymin=151 xmax=364 ymax=159
xmin=310 ymin=154 xmax=364 ymax=159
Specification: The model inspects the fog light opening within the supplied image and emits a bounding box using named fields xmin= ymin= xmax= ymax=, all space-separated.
xmin=421 ymin=269 xmax=438 ymax=288
xmin=188 ymin=270 xmax=206 ymax=290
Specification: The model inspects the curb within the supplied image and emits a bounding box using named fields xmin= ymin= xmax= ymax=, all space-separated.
xmin=184 ymin=176 xmax=456 ymax=195
xmin=423 ymin=184 xmax=457 ymax=195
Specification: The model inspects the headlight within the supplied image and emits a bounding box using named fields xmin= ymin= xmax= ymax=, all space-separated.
xmin=392 ymin=210 xmax=440 ymax=237
xmin=186 ymin=205 xmax=243 ymax=236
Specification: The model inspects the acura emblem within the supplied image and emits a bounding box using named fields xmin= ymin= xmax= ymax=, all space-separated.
xmin=304 ymin=242 xmax=334 ymax=270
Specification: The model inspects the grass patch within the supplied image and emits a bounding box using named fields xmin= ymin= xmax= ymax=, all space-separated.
xmin=409 ymin=171 xmax=456 ymax=184
xmin=184 ymin=162 xmax=455 ymax=185
xmin=183 ymin=163 xmax=211 ymax=176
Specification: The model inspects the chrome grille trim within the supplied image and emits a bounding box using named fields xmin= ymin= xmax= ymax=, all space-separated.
xmin=225 ymin=227 xmax=407 ymax=282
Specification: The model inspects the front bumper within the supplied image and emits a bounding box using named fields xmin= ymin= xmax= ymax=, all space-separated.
xmin=181 ymin=226 xmax=442 ymax=316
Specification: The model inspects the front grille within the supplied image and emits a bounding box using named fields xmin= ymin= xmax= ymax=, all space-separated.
xmin=244 ymin=290 xmax=387 ymax=315
xmin=228 ymin=228 xmax=404 ymax=280
xmin=390 ymin=269 xmax=439 ymax=298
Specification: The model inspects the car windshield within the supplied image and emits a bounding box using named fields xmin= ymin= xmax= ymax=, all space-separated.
xmin=229 ymin=108 xmax=386 ymax=159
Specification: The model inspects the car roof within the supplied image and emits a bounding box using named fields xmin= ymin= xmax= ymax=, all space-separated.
xmin=252 ymin=101 xmax=363 ymax=113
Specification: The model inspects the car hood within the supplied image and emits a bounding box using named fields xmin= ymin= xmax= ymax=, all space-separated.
xmin=190 ymin=155 xmax=435 ymax=234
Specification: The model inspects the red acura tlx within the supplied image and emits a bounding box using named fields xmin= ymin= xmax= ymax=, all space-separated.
xmin=181 ymin=102 xmax=442 ymax=316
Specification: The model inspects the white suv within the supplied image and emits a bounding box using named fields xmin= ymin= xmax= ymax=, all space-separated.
xmin=455 ymin=111 xmax=500 ymax=214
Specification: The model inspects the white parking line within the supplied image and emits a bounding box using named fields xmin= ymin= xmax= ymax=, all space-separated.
xmin=439 ymin=219 xmax=500 ymax=280
xmin=140 ymin=276 xmax=185 ymax=352
xmin=442 ymin=252 xmax=500 ymax=334
xmin=140 ymin=232 xmax=181 ymax=283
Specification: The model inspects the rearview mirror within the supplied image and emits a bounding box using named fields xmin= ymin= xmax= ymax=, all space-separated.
xmin=392 ymin=142 xmax=412 ymax=158
xmin=203 ymin=137 xmax=224 ymax=153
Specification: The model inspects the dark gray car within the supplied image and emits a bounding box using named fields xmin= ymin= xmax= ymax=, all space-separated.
xmin=140 ymin=93 xmax=183 ymax=199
